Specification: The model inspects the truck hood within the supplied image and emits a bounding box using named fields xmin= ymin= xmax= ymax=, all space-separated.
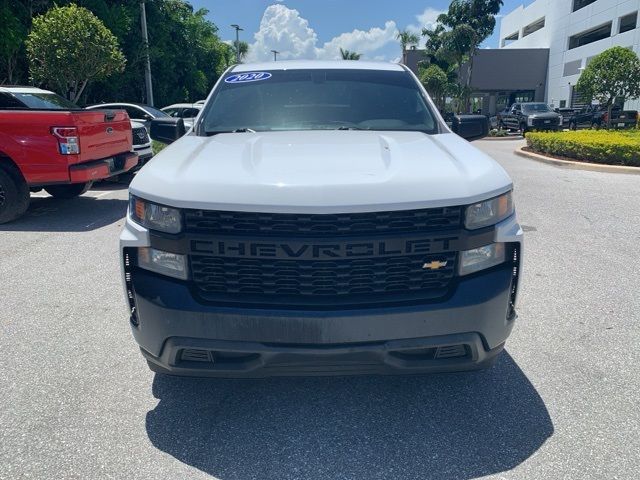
xmin=130 ymin=131 xmax=512 ymax=213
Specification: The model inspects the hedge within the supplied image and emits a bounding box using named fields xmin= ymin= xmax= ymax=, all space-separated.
xmin=525 ymin=130 xmax=640 ymax=167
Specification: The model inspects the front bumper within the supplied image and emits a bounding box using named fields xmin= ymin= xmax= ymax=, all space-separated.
xmin=69 ymin=152 xmax=138 ymax=182
xmin=120 ymin=215 xmax=523 ymax=377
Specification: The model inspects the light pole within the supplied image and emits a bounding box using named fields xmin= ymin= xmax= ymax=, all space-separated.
xmin=231 ymin=24 xmax=243 ymax=64
xmin=140 ymin=0 xmax=154 ymax=106
xmin=271 ymin=50 xmax=279 ymax=61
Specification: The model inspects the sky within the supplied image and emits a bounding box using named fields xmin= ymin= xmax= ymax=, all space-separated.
xmin=189 ymin=0 xmax=536 ymax=62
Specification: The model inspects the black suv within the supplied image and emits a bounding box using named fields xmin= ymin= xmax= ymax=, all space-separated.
xmin=500 ymin=103 xmax=562 ymax=133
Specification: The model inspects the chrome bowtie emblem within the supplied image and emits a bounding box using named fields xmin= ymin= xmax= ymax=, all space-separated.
xmin=422 ymin=260 xmax=448 ymax=270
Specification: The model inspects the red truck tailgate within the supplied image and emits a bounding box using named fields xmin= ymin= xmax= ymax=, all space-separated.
xmin=70 ymin=110 xmax=132 ymax=164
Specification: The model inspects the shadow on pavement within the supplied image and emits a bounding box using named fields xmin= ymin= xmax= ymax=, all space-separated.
xmin=0 ymin=195 xmax=128 ymax=232
xmin=146 ymin=351 xmax=553 ymax=480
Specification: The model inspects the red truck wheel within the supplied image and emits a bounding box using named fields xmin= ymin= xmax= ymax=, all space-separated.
xmin=44 ymin=182 xmax=92 ymax=199
xmin=0 ymin=166 xmax=30 ymax=224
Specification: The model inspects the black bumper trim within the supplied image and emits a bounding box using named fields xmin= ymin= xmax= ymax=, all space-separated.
xmin=142 ymin=333 xmax=505 ymax=377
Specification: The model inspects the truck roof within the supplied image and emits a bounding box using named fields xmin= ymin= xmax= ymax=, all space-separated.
xmin=231 ymin=60 xmax=404 ymax=73
xmin=0 ymin=86 xmax=54 ymax=94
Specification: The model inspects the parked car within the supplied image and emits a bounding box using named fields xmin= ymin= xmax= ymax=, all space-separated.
xmin=130 ymin=121 xmax=152 ymax=167
xmin=500 ymin=102 xmax=562 ymax=133
xmin=160 ymin=103 xmax=203 ymax=129
xmin=85 ymin=102 xmax=169 ymax=131
xmin=568 ymin=105 xmax=638 ymax=130
xmin=0 ymin=86 xmax=137 ymax=223
xmin=491 ymin=108 xmax=510 ymax=130
xmin=554 ymin=107 xmax=576 ymax=128
xmin=122 ymin=61 xmax=521 ymax=377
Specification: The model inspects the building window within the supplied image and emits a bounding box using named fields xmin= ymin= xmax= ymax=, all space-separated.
xmin=501 ymin=31 xmax=519 ymax=47
xmin=522 ymin=17 xmax=545 ymax=37
xmin=619 ymin=12 xmax=638 ymax=34
xmin=573 ymin=0 xmax=597 ymax=12
xmin=559 ymin=100 xmax=567 ymax=108
xmin=563 ymin=59 xmax=582 ymax=76
xmin=569 ymin=22 xmax=612 ymax=49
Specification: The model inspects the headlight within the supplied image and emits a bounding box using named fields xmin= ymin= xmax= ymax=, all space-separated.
xmin=137 ymin=247 xmax=188 ymax=280
xmin=459 ymin=243 xmax=506 ymax=276
xmin=465 ymin=192 xmax=514 ymax=230
xmin=130 ymin=195 xmax=182 ymax=233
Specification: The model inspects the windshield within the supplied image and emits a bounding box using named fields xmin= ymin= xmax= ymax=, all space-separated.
xmin=143 ymin=105 xmax=169 ymax=118
xmin=12 ymin=92 xmax=79 ymax=110
xmin=201 ymin=69 xmax=438 ymax=134
xmin=522 ymin=103 xmax=552 ymax=113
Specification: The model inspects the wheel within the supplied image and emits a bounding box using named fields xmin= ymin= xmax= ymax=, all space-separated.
xmin=569 ymin=121 xmax=577 ymax=131
xmin=591 ymin=122 xmax=600 ymax=130
xmin=520 ymin=124 xmax=529 ymax=135
xmin=498 ymin=121 xmax=506 ymax=130
xmin=0 ymin=166 xmax=30 ymax=224
xmin=44 ymin=182 xmax=92 ymax=199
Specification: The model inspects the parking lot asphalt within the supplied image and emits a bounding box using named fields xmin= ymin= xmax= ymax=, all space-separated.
xmin=1 ymin=140 xmax=639 ymax=480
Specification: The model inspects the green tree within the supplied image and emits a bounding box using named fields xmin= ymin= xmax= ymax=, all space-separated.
xmin=420 ymin=64 xmax=450 ymax=111
xmin=26 ymin=4 xmax=125 ymax=102
xmin=0 ymin=1 xmax=28 ymax=83
xmin=423 ymin=0 xmax=503 ymax=111
xmin=340 ymin=48 xmax=362 ymax=60
xmin=233 ymin=40 xmax=249 ymax=62
xmin=577 ymin=47 xmax=640 ymax=128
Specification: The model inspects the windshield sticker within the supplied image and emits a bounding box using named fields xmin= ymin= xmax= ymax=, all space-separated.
xmin=225 ymin=72 xmax=272 ymax=84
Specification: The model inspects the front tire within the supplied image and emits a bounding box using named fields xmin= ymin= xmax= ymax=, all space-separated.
xmin=44 ymin=182 xmax=92 ymax=199
xmin=0 ymin=166 xmax=30 ymax=224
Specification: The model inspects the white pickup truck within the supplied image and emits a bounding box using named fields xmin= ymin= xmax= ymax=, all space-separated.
xmin=120 ymin=61 xmax=523 ymax=377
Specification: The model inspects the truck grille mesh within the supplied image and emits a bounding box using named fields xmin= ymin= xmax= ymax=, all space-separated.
xmin=184 ymin=207 xmax=462 ymax=237
xmin=183 ymin=207 xmax=464 ymax=307
xmin=132 ymin=126 xmax=149 ymax=146
xmin=191 ymin=252 xmax=457 ymax=306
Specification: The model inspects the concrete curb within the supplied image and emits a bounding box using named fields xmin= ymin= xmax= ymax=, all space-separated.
xmin=481 ymin=135 xmax=525 ymax=141
xmin=514 ymin=146 xmax=640 ymax=175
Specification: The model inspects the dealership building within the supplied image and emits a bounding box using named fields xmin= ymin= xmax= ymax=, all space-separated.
xmin=405 ymin=0 xmax=639 ymax=115
xmin=499 ymin=0 xmax=639 ymax=111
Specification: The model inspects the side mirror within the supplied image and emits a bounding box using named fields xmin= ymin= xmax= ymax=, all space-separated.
xmin=452 ymin=115 xmax=489 ymax=141
xmin=149 ymin=118 xmax=185 ymax=144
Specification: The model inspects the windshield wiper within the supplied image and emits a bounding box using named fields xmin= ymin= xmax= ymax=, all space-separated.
xmin=205 ymin=128 xmax=256 ymax=136
xmin=335 ymin=126 xmax=366 ymax=131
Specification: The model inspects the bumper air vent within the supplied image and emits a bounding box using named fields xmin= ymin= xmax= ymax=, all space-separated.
xmin=181 ymin=349 xmax=213 ymax=363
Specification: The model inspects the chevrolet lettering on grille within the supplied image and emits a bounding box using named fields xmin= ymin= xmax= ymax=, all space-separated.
xmin=191 ymin=236 xmax=459 ymax=259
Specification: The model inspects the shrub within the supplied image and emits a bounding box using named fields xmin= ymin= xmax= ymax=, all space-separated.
xmin=526 ymin=130 xmax=640 ymax=167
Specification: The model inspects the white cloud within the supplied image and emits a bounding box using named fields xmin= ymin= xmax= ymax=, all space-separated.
xmin=406 ymin=7 xmax=443 ymax=35
xmin=317 ymin=21 xmax=398 ymax=60
xmin=246 ymin=4 xmax=399 ymax=62
xmin=247 ymin=5 xmax=318 ymax=62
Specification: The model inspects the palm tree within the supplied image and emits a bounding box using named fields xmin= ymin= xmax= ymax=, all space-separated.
xmin=233 ymin=40 xmax=249 ymax=62
xmin=396 ymin=30 xmax=420 ymax=63
xmin=340 ymin=48 xmax=361 ymax=60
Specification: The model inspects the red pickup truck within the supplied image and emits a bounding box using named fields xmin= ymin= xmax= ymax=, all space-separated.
xmin=0 ymin=86 xmax=138 ymax=223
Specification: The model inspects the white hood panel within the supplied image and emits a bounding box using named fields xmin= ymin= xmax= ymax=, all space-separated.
xmin=131 ymin=131 xmax=512 ymax=213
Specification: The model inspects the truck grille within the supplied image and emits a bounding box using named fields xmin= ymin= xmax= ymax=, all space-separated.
xmin=191 ymin=251 xmax=457 ymax=306
xmin=184 ymin=206 xmax=462 ymax=237
xmin=132 ymin=126 xmax=149 ymax=146
xmin=532 ymin=118 xmax=559 ymax=128
xmin=185 ymin=208 xmax=463 ymax=308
